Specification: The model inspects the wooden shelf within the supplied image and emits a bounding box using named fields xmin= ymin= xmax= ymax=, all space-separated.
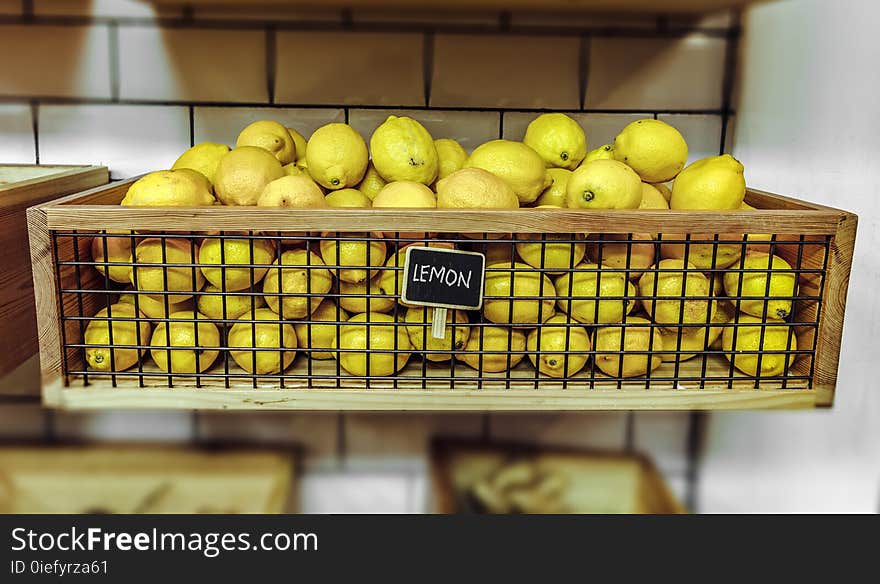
xmin=147 ymin=0 xmax=762 ymax=15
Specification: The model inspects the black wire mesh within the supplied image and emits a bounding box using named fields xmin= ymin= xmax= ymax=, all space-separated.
xmin=54 ymin=229 xmax=829 ymax=391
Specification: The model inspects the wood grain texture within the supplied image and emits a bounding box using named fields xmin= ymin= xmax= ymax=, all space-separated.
xmin=0 ymin=445 xmax=294 ymax=514
xmin=811 ymin=212 xmax=858 ymax=407
xmin=0 ymin=166 xmax=107 ymax=387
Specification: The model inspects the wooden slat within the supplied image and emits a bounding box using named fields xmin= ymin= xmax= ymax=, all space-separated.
xmin=0 ymin=166 xmax=107 ymax=387
xmin=45 ymin=206 xmax=844 ymax=235
xmin=811 ymin=212 xmax=857 ymax=407
xmin=147 ymin=0 xmax=759 ymax=14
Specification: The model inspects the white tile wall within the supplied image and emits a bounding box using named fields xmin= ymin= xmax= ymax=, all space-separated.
xmin=585 ymin=34 xmax=726 ymax=110
xmin=0 ymin=103 xmax=35 ymax=163
xmin=53 ymin=411 xmax=193 ymax=442
xmin=0 ymin=0 xmax=20 ymax=16
xmin=657 ymin=114 xmax=723 ymax=164
xmin=0 ymin=25 xmax=112 ymax=99
xmin=38 ymin=104 xmax=191 ymax=178
xmin=0 ymin=11 xmax=744 ymax=513
xmin=196 ymin=412 xmax=339 ymax=469
xmin=118 ymin=27 xmax=268 ymax=103
xmin=275 ymin=31 xmax=425 ymax=106
xmin=431 ymin=34 xmax=581 ymax=109
xmin=193 ymin=106 xmax=344 ymax=145
xmin=33 ymin=0 xmax=181 ymax=18
xmin=348 ymin=108 xmax=500 ymax=151
xmin=489 ymin=413 xmax=629 ymax=450
xmin=300 ymin=469 xmax=416 ymax=513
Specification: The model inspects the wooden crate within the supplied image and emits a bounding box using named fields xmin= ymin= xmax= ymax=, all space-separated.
xmin=27 ymin=178 xmax=856 ymax=411
xmin=0 ymin=444 xmax=295 ymax=514
xmin=0 ymin=164 xmax=108 ymax=391
xmin=430 ymin=439 xmax=685 ymax=514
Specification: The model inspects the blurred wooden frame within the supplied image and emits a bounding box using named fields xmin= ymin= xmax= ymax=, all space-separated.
xmin=430 ymin=438 xmax=686 ymax=514
xmin=0 ymin=442 xmax=297 ymax=514
xmin=27 ymin=178 xmax=856 ymax=411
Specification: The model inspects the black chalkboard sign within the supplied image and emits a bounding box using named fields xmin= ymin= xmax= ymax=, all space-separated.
xmin=401 ymin=246 xmax=486 ymax=310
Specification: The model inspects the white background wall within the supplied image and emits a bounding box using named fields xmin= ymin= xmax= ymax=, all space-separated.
xmin=699 ymin=0 xmax=880 ymax=512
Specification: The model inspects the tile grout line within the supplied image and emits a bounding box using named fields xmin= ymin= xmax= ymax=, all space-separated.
xmin=188 ymin=105 xmax=195 ymax=147
xmin=265 ymin=25 xmax=276 ymax=104
xmin=108 ymin=20 xmax=120 ymax=101
xmin=422 ymin=30 xmax=434 ymax=108
xmin=29 ymin=100 xmax=39 ymax=163
xmin=718 ymin=11 xmax=742 ymax=155
xmin=578 ymin=33 xmax=590 ymax=110
xmin=684 ymin=411 xmax=706 ymax=512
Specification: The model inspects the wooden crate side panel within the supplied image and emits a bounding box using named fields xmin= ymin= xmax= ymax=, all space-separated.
xmin=0 ymin=167 xmax=108 ymax=382
xmin=27 ymin=207 xmax=62 ymax=401
xmin=811 ymin=213 xmax=858 ymax=406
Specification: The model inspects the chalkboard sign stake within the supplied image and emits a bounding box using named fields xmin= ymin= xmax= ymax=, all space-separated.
xmin=431 ymin=307 xmax=448 ymax=340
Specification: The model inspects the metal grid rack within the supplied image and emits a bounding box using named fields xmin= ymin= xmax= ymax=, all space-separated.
xmin=50 ymin=226 xmax=829 ymax=393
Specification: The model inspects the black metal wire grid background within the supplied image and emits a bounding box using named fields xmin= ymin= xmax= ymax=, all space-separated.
xmin=53 ymin=229 xmax=830 ymax=391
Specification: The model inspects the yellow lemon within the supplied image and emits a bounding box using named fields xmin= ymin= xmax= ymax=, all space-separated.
xmin=236 ymin=120 xmax=296 ymax=164
xmin=198 ymin=237 xmax=277 ymax=292
xmin=150 ymin=310 xmax=220 ymax=374
xmin=722 ymin=315 xmax=797 ymax=377
xmin=657 ymin=302 xmax=732 ymax=363
xmin=256 ymin=174 xmax=328 ymax=208
xmin=372 ymin=180 xmax=436 ymax=208
xmin=91 ymin=232 xmax=132 ymax=283
xmin=583 ymin=144 xmax=615 ymax=163
xmin=613 ymin=119 xmax=688 ymax=183
xmin=457 ymin=326 xmax=527 ymax=373
xmin=325 ymin=188 xmax=372 ymax=208
xmin=523 ymin=113 xmax=587 ymax=170
xmin=483 ymin=261 xmax=555 ymax=326
xmin=338 ymin=277 xmax=397 ymax=314
xmin=533 ymin=168 xmax=572 ymax=208
xmin=84 ymin=303 xmax=151 ymax=372
xmin=355 ymin=162 xmax=387 ymax=200
xmin=638 ymin=259 xmax=717 ymax=325
xmin=196 ymin=285 xmax=265 ymax=323
xmin=653 ymin=182 xmax=673 ymax=202
xmin=594 ymin=316 xmax=663 ymax=378
xmin=319 ymin=235 xmax=387 ymax=284
xmin=119 ymin=291 xmax=192 ymax=320
xmin=434 ymin=138 xmax=468 ymax=180
xmin=585 ymin=233 xmax=655 ymax=279
xmin=213 ymin=146 xmax=284 ymax=206
xmin=465 ymin=139 xmax=550 ymax=204
xmin=122 ymin=169 xmax=215 ymax=207
xmin=306 ymin=123 xmax=368 ymax=190
xmin=370 ymin=115 xmax=438 ymax=185
xmin=480 ymin=241 xmax=515 ymax=265
xmin=228 ymin=308 xmax=298 ymax=375
xmin=526 ymin=314 xmax=591 ymax=377
xmin=659 ymin=233 xmax=743 ymax=270
xmin=131 ymin=238 xmax=204 ymax=303
xmin=670 ymin=154 xmax=746 ymax=210
xmin=294 ymin=299 xmax=348 ymax=360
xmin=404 ymin=306 xmax=470 ymax=361
xmin=435 ymin=167 xmax=519 ymax=209
xmin=262 ymin=250 xmax=333 ymax=319
xmin=554 ymin=263 xmax=636 ymax=324
xmin=566 ymin=159 xmax=642 ymax=209
xmin=171 ymin=142 xmax=230 ymax=185
xmin=639 ymin=183 xmax=670 ymax=210
xmin=724 ymin=252 xmax=797 ymax=319
xmin=515 ymin=233 xmax=586 ymax=274
xmin=286 ymin=127 xmax=308 ymax=164
xmin=335 ymin=312 xmax=412 ymax=376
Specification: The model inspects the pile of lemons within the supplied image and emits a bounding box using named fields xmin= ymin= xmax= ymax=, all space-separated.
xmin=83 ymin=114 xmax=799 ymax=381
